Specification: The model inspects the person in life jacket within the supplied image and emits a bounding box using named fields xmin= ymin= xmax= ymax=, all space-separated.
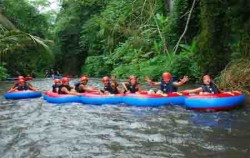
xmin=101 ymin=76 xmax=122 ymax=95
xmin=122 ymin=76 xmax=142 ymax=94
xmin=52 ymin=79 xmax=61 ymax=93
xmin=9 ymin=79 xmax=37 ymax=92
xmin=145 ymin=72 xmax=188 ymax=94
xmin=8 ymin=76 xmax=36 ymax=92
xmin=58 ymin=77 xmax=80 ymax=95
xmin=74 ymin=75 xmax=100 ymax=93
xmin=182 ymin=74 xmax=221 ymax=94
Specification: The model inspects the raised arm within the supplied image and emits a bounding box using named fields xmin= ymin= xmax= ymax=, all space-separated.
xmin=11 ymin=83 xmax=18 ymax=89
xmin=122 ymin=82 xmax=129 ymax=92
xmin=144 ymin=76 xmax=161 ymax=86
xmin=173 ymin=76 xmax=189 ymax=87
xmin=8 ymin=87 xmax=17 ymax=92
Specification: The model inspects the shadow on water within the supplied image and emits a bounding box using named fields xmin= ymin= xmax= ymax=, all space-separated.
xmin=0 ymin=79 xmax=249 ymax=157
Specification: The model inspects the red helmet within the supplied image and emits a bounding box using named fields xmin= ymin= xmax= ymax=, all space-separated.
xmin=61 ymin=77 xmax=69 ymax=84
xmin=80 ymin=76 xmax=88 ymax=82
xmin=129 ymin=76 xmax=137 ymax=81
xmin=18 ymin=76 xmax=24 ymax=80
xmin=54 ymin=79 xmax=61 ymax=84
xmin=162 ymin=72 xmax=172 ymax=80
xmin=102 ymin=76 xmax=110 ymax=82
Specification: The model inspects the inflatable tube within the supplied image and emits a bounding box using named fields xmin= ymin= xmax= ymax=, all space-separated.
xmin=4 ymin=90 xmax=42 ymax=99
xmin=184 ymin=92 xmax=246 ymax=111
xmin=81 ymin=93 xmax=123 ymax=105
xmin=53 ymin=75 xmax=62 ymax=79
xmin=123 ymin=93 xmax=185 ymax=107
xmin=44 ymin=91 xmax=81 ymax=104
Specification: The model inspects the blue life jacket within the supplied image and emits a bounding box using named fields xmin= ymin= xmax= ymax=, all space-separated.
xmin=126 ymin=83 xmax=139 ymax=93
xmin=52 ymin=84 xmax=60 ymax=93
xmin=17 ymin=83 xmax=29 ymax=91
xmin=58 ymin=85 xmax=72 ymax=94
xmin=104 ymin=83 xmax=119 ymax=94
xmin=201 ymin=82 xmax=220 ymax=94
xmin=160 ymin=79 xmax=177 ymax=94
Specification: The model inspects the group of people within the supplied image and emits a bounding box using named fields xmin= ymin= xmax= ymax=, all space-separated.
xmin=52 ymin=75 xmax=121 ymax=95
xmin=45 ymin=69 xmax=61 ymax=78
xmin=9 ymin=72 xmax=222 ymax=95
xmin=50 ymin=72 xmax=221 ymax=95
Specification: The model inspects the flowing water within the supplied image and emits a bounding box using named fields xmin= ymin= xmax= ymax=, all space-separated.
xmin=0 ymin=79 xmax=249 ymax=158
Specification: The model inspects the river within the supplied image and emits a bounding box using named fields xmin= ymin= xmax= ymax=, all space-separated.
xmin=0 ymin=79 xmax=249 ymax=157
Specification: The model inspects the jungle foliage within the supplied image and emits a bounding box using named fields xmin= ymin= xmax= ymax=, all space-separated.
xmin=0 ymin=0 xmax=54 ymax=78
xmin=52 ymin=0 xmax=250 ymax=92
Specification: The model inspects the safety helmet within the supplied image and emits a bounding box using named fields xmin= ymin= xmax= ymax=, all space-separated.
xmin=129 ymin=76 xmax=137 ymax=81
xmin=102 ymin=76 xmax=110 ymax=82
xmin=18 ymin=76 xmax=24 ymax=80
xmin=162 ymin=72 xmax=172 ymax=80
xmin=54 ymin=79 xmax=61 ymax=84
xmin=61 ymin=77 xmax=69 ymax=84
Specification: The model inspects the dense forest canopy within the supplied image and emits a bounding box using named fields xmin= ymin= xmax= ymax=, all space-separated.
xmin=0 ymin=0 xmax=249 ymax=92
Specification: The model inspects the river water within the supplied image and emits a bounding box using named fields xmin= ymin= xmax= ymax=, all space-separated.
xmin=0 ymin=79 xmax=249 ymax=158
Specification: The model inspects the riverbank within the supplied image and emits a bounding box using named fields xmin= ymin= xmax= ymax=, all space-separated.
xmin=218 ymin=58 xmax=250 ymax=95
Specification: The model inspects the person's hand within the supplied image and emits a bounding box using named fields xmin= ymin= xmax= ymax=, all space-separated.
xmin=144 ymin=76 xmax=151 ymax=83
xmin=199 ymin=92 xmax=210 ymax=95
xmin=125 ymin=90 xmax=131 ymax=94
xmin=104 ymin=91 xmax=110 ymax=95
xmin=180 ymin=76 xmax=189 ymax=84
xmin=8 ymin=88 xmax=15 ymax=93
xmin=77 ymin=93 xmax=81 ymax=96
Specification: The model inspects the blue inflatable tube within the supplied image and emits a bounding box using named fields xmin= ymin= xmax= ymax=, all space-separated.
xmin=123 ymin=93 xmax=185 ymax=107
xmin=53 ymin=75 xmax=62 ymax=79
xmin=44 ymin=91 xmax=81 ymax=104
xmin=4 ymin=90 xmax=42 ymax=99
xmin=185 ymin=92 xmax=245 ymax=111
xmin=81 ymin=93 xmax=123 ymax=105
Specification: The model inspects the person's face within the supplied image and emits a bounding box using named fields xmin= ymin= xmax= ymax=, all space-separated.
xmin=19 ymin=81 xmax=25 ymax=86
xmin=203 ymin=75 xmax=211 ymax=85
xmin=163 ymin=77 xmax=171 ymax=83
xmin=81 ymin=80 xmax=88 ymax=85
xmin=130 ymin=78 xmax=137 ymax=85
xmin=55 ymin=82 xmax=61 ymax=85
xmin=63 ymin=81 xmax=69 ymax=85
xmin=103 ymin=80 xmax=109 ymax=86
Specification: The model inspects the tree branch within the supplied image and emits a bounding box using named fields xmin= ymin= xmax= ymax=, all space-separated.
xmin=173 ymin=0 xmax=196 ymax=54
